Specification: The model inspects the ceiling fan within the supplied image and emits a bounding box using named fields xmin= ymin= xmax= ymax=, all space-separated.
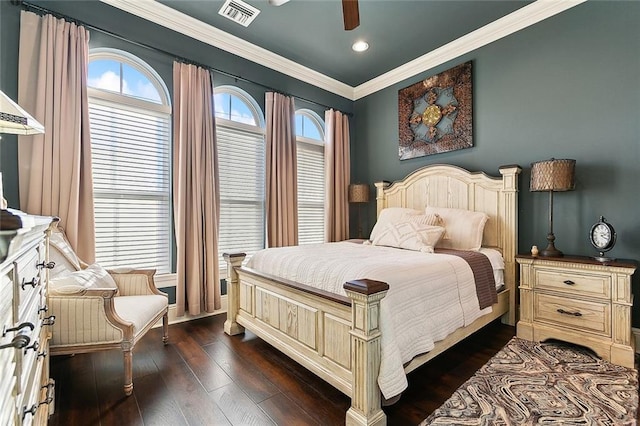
xmin=268 ymin=0 xmax=360 ymax=31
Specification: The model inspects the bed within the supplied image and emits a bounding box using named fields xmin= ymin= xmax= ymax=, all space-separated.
xmin=224 ymin=164 xmax=521 ymax=426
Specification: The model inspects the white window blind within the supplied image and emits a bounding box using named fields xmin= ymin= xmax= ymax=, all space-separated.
xmin=89 ymin=101 xmax=171 ymax=272
xmin=217 ymin=123 xmax=265 ymax=269
xmin=297 ymin=140 xmax=325 ymax=244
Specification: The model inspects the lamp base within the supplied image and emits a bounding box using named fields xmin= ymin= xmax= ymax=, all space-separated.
xmin=538 ymin=232 xmax=563 ymax=257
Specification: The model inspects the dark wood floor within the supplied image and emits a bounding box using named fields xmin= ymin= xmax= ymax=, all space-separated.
xmin=49 ymin=314 xmax=516 ymax=426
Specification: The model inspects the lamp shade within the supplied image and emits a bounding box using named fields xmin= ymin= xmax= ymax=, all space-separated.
xmin=0 ymin=90 xmax=44 ymax=135
xmin=348 ymin=183 xmax=370 ymax=203
xmin=530 ymin=158 xmax=576 ymax=192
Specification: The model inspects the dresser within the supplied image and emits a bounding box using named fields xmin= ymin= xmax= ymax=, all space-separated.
xmin=1 ymin=215 xmax=55 ymax=426
xmin=516 ymin=254 xmax=637 ymax=368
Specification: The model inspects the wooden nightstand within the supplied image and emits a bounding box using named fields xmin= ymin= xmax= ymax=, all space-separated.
xmin=516 ymin=254 xmax=637 ymax=368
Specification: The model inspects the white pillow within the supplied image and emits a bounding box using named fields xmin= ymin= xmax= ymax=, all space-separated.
xmin=424 ymin=206 xmax=489 ymax=251
xmin=370 ymin=207 xmax=440 ymax=241
xmin=49 ymin=263 xmax=117 ymax=295
xmin=49 ymin=230 xmax=82 ymax=278
xmin=372 ymin=220 xmax=445 ymax=253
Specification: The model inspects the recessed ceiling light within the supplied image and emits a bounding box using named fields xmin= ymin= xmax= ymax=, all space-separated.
xmin=352 ymin=41 xmax=369 ymax=52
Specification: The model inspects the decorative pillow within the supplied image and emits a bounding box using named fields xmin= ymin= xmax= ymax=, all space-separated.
xmin=49 ymin=230 xmax=82 ymax=278
xmin=369 ymin=207 xmax=440 ymax=241
xmin=372 ymin=220 xmax=446 ymax=253
xmin=49 ymin=263 xmax=117 ymax=295
xmin=424 ymin=206 xmax=489 ymax=251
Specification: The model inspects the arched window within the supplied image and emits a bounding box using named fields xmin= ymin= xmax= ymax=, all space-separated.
xmin=295 ymin=109 xmax=325 ymax=244
xmin=214 ymin=86 xmax=265 ymax=269
xmin=87 ymin=48 xmax=171 ymax=273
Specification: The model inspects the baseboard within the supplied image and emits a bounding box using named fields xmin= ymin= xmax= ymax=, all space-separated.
xmin=633 ymin=327 xmax=640 ymax=354
xmin=153 ymin=294 xmax=227 ymax=327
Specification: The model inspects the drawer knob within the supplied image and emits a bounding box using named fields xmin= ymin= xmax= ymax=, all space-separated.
xmin=38 ymin=304 xmax=49 ymax=314
xmin=37 ymin=349 xmax=48 ymax=358
xmin=3 ymin=321 xmax=35 ymax=336
xmin=0 ymin=334 xmax=30 ymax=350
xmin=21 ymin=276 xmax=40 ymax=290
xmin=557 ymin=308 xmax=582 ymax=317
xmin=563 ymin=280 xmax=576 ymax=285
xmin=37 ymin=261 xmax=56 ymax=270
xmin=22 ymin=404 xmax=38 ymax=420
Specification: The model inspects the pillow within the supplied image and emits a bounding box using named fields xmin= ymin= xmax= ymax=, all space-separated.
xmin=371 ymin=219 xmax=445 ymax=253
xmin=49 ymin=263 xmax=117 ymax=295
xmin=370 ymin=207 xmax=440 ymax=241
xmin=49 ymin=230 xmax=82 ymax=278
xmin=424 ymin=206 xmax=489 ymax=251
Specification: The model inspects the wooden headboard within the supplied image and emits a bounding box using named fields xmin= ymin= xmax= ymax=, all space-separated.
xmin=374 ymin=164 xmax=522 ymax=324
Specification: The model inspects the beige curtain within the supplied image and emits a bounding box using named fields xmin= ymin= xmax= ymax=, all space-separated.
xmin=324 ymin=109 xmax=351 ymax=242
xmin=17 ymin=11 xmax=95 ymax=262
xmin=265 ymin=92 xmax=298 ymax=247
xmin=173 ymin=62 xmax=220 ymax=316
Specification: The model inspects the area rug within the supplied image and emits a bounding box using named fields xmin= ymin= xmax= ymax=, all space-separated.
xmin=421 ymin=337 xmax=638 ymax=425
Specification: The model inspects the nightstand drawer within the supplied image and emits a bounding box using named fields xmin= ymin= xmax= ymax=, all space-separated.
xmin=534 ymin=293 xmax=610 ymax=336
xmin=535 ymin=268 xmax=610 ymax=299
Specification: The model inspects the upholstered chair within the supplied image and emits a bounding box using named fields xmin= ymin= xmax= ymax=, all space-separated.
xmin=47 ymin=221 xmax=168 ymax=396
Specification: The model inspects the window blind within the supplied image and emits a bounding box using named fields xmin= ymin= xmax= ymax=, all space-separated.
xmin=217 ymin=124 xmax=265 ymax=269
xmin=89 ymin=102 xmax=171 ymax=273
xmin=297 ymin=141 xmax=325 ymax=244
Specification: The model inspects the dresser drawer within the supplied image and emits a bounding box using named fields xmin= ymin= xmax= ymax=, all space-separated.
xmin=534 ymin=293 xmax=610 ymax=336
xmin=14 ymin=247 xmax=44 ymax=321
xmin=534 ymin=268 xmax=610 ymax=299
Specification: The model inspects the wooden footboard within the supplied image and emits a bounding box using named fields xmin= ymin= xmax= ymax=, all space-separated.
xmin=224 ymin=164 xmax=521 ymax=426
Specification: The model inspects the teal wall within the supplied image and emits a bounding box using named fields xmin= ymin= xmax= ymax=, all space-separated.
xmin=352 ymin=1 xmax=640 ymax=323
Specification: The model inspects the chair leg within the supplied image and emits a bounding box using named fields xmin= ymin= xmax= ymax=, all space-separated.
xmin=162 ymin=312 xmax=169 ymax=345
xmin=123 ymin=349 xmax=133 ymax=396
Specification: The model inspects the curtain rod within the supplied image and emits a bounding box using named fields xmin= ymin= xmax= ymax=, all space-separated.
xmin=18 ymin=1 xmax=351 ymax=116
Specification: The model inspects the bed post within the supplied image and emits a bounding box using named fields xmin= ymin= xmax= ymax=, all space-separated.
xmin=343 ymin=279 xmax=389 ymax=426
xmin=224 ymin=252 xmax=246 ymax=336
xmin=374 ymin=181 xmax=390 ymax=216
xmin=499 ymin=165 xmax=521 ymax=326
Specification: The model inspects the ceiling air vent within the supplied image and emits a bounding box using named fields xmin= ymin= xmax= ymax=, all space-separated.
xmin=218 ymin=0 xmax=260 ymax=27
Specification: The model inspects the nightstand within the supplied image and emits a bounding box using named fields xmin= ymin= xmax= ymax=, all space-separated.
xmin=516 ymin=254 xmax=637 ymax=368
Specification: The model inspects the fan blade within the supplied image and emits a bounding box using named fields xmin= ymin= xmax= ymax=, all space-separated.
xmin=268 ymin=0 xmax=290 ymax=5
xmin=342 ymin=0 xmax=359 ymax=31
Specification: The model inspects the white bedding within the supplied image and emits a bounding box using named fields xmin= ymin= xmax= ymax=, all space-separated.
xmin=247 ymin=241 xmax=501 ymax=399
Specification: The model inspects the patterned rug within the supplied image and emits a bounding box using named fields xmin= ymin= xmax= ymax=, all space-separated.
xmin=421 ymin=337 xmax=638 ymax=425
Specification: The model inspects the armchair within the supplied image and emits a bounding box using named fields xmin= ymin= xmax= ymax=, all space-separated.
xmin=47 ymin=222 xmax=168 ymax=396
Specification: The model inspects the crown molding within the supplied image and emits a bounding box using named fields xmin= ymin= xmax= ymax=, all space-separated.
xmin=353 ymin=0 xmax=587 ymax=100
xmin=100 ymin=0 xmax=587 ymax=102
xmin=98 ymin=0 xmax=354 ymax=100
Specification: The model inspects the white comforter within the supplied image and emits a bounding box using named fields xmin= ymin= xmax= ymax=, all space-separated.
xmin=247 ymin=241 xmax=497 ymax=399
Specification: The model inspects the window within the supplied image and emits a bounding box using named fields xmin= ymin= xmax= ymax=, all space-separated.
xmin=295 ymin=110 xmax=325 ymax=244
xmin=214 ymin=86 xmax=265 ymax=269
xmin=87 ymin=49 xmax=171 ymax=273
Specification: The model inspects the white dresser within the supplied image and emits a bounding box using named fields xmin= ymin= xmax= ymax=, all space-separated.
xmin=1 ymin=215 xmax=54 ymax=426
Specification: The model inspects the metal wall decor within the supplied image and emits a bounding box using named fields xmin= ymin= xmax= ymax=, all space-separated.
xmin=398 ymin=61 xmax=473 ymax=160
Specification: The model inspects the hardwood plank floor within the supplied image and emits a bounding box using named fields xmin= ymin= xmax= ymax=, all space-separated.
xmin=49 ymin=314 xmax=516 ymax=425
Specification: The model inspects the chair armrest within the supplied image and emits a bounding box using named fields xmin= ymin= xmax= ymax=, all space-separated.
xmin=108 ymin=269 xmax=166 ymax=297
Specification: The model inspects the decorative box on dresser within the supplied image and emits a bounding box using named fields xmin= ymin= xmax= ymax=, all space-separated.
xmin=1 ymin=214 xmax=55 ymax=426
xmin=516 ymin=254 xmax=637 ymax=368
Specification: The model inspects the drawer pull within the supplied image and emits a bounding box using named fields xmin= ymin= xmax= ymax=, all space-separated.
xmin=3 ymin=321 xmax=35 ymax=336
xmin=37 ymin=261 xmax=56 ymax=269
xmin=37 ymin=349 xmax=48 ymax=358
xmin=38 ymin=304 xmax=49 ymax=314
xmin=0 ymin=334 xmax=30 ymax=350
xmin=22 ymin=404 xmax=38 ymax=420
xmin=25 ymin=340 xmax=39 ymax=353
xmin=563 ymin=280 xmax=575 ymax=285
xmin=42 ymin=315 xmax=56 ymax=326
xmin=21 ymin=276 xmax=40 ymax=290
xmin=557 ymin=308 xmax=582 ymax=317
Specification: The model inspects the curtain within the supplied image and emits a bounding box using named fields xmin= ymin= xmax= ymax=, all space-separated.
xmin=18 ymin=11 xmax=95 ymax=262
xmin=324 ymin=109 xmax=351 ymax=242
xmin=265 ymin=92 xmax=298 ymax=247
xmin=172 ymin=62 xmax=220 ymax=316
